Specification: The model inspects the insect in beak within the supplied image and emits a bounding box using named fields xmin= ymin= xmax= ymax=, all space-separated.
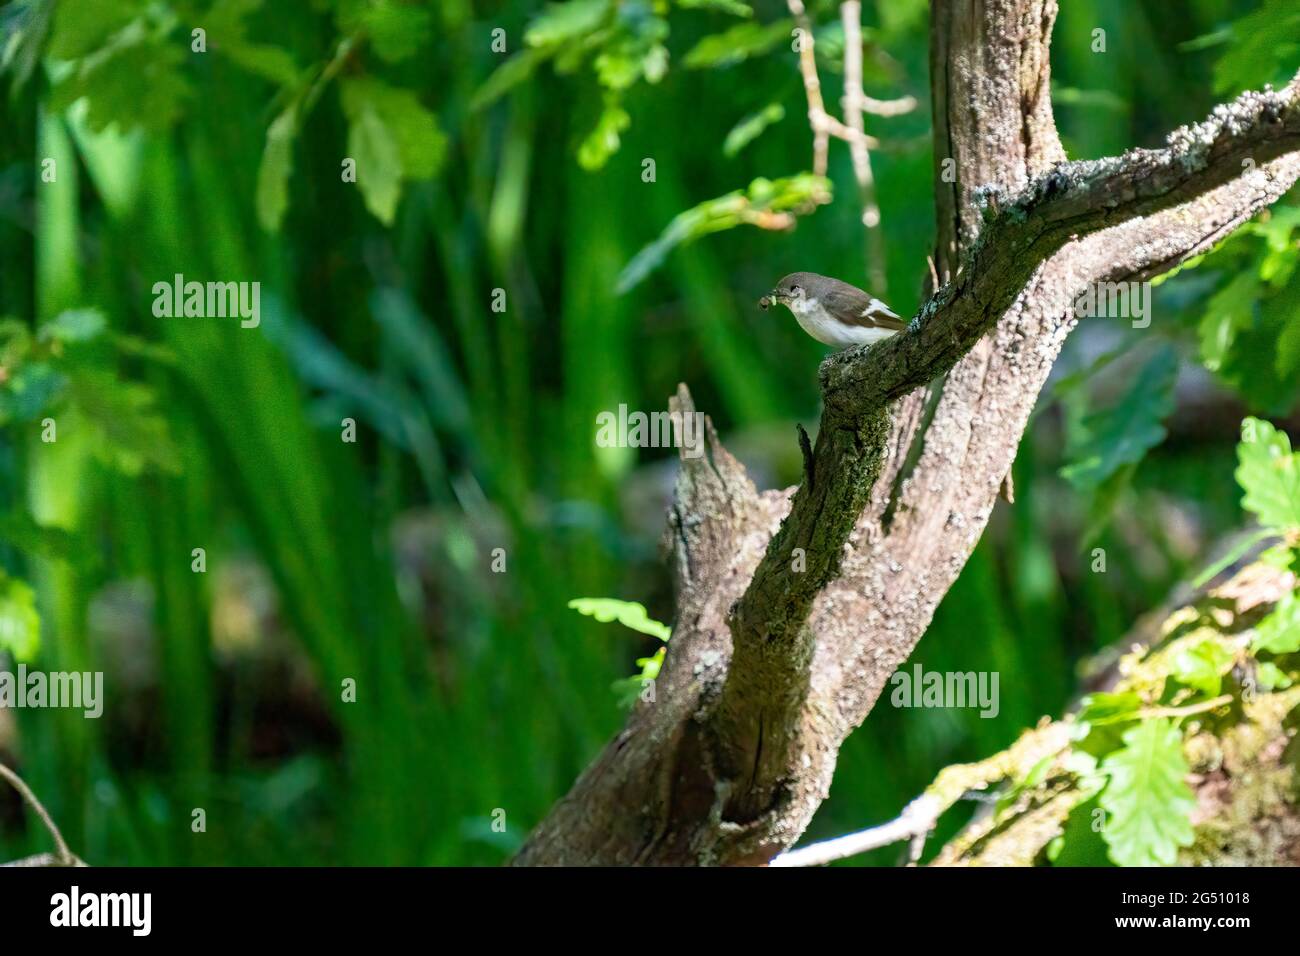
xmin=759 ymin=290 xmax=779 ymax=310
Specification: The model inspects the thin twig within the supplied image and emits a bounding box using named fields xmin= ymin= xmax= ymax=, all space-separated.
xmin=906 ymin=829 xmax=927 ymax=866
xmin=770 ymin=793 xmax=942 ymax=867
xmin=817 ymin=112 xmax=881 ymax=149
xmin=0 ymin=761 xmax=79 ymax=866
xmin=787 ymin=0 xmax=830 ymax=177
xmin=841 ymin=0 xmax=887 ymax=293
xmin=787 ymin=1 xmax=910 ymax=289
xmin=1136 ymin=694 xmax=1234 ymax=722
xmin=771 ymin=724 xmax=1075 ymax=868
xmin=861 ymin=93 xmax=918 ymax=117
xmin=768 ymin=696 xmax=1235 ymax=867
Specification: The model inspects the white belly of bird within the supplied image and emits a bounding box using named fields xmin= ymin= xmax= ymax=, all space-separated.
xmin=791 ymin=298 xmax=896 ymax=348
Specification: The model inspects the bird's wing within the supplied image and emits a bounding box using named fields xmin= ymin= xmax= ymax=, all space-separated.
xmin=822 ymin=281 xmax=906 ymax=332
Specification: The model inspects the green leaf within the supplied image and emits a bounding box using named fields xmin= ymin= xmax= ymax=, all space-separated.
xmin=595 ymin=38 xmax=668 ymax=90
xmin=49 ymin=22 xmax=192 ymax=132
xmin=202 ymin=0 xmax=301 ymax=86
xmin=1236 ymin=418 xmax=1300 ymax=530
xmin=808 ymin=21 xmax=847 ymax=64
xmin=337 ymin=0 xmax=433 ymax=63
xmin=0 ymin=0 xmax=54 ymax=92
xmin=684 ymin=19 xmax=791 ymax=69
xmin=611 ymin=646 xmax=665 ymax=709
xmin=1255 ymin=661 xmax=1293 ymax=691
xmin=1098 ymin=718 xmax=1196 ymax=867
xmin=470 ymin=47 xmax=553 ymax=111
xmin=591 ymin=8 xmax=669 ymax=91
xmin=346 ymin=105 xmax=402 ymax=224
xmin=1252 ymin=592 xmax=1300 ymax=655
xmin=1078 ymin=463 xmax=1134 ymax=545
xmin=1254 ymin=205 xmax=1300 ymax=258
xmin=676 ymin=0 xmax=753 ymax=16
xmin=341 ymin=77 xmax=446 ymax=180
xmin=577 ymin=98 xmax=630 ymax=171
xmin=567 ymin=598 xmax=671 ymax=640
xmin=337 ymin=77 xmax=446 ymax=223
xmin=46 ymin=0 xmax=142 ymax=60
xmin=1060 ymin=345 xmax=1178 ymax=491
xmin=1215 ymin=269 xmax=1300 ymax=412
xmin=1258 ymin=543 xmax=1300 ymax=573
xmin=723 ymin=102 xmax=785 ymax=157
xmin=1047 ymin=761 xmax=1111 ymax=868
xmin=0 ymin=362 xmax=66 ymax=424
xmin=0 ymin=512 xmax=83 ymax=565
xmin=68 ymin=370 xmax=181 ymax=476
xmin=617 ymin=172 xmax=830 ymax=292
xmin=38 ymin=308 xmax=107 ymax=345
xmin=1170 ymin=636 xmax=1235 ymax=697
xmin=214 ymin=38 xmax=301 ymax=86
xmin=1213 ymin=0 xmax=1300 ymax=94
xmin=525 ymin=0 xmax=612 ymax=48
xmin=1198 ymin=271 xmax=1257 ymax=372
xmin=0 ymin=574 xmax=40 ymax=662
xmin=1048 ymin=794 xmax=1114 ymax=867
xmin=1278 ymin=313 xmax=1300 ymax=384
xmin=1035 ymin=342 xmax=1133 ymax=426
xmin=256 ymin=107 xmax=298 ymax=231
xmin=1076 ymin=691 xmax=1142 ymax=726
xmin=0 ymin=318 xmax=31 ymax=364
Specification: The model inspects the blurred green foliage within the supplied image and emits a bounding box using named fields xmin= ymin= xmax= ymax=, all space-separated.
xmin=0 ymin=0 xmax=1295 ymax=866
xmin=1042 ymin=419 xmax=1300 ymax=867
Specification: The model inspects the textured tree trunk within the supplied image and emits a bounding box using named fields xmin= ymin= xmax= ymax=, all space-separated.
xmin=512 ymin=1 xmax=1300 ymax=865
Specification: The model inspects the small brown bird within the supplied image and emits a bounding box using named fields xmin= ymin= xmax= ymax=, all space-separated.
xmin=759 ymin=272 xmax=904 ymax=348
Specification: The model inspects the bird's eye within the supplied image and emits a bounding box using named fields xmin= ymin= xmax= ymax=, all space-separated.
xmin=792 ymin=285 xmax=802 ymax=294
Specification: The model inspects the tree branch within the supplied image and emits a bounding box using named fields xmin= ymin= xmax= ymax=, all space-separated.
xmin=709 ymin=76 xmax=1300 ymax=833
xmin=823 ymin=79 xmax=1300 ymax=412
xmin=788 ymin=0 xmax=832 ymax=176
xmin=789 ymin=0 xmax=907 ymax=173
xmin=841 ymin=0 xmax=888 ymax=293
xmin=859 ymin=94 xmax=918 ymax=117
xmin=769 ymin=793 xmax=942 ymax=867
xmin=514 ymin=0 xmax=1300 ymax=865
